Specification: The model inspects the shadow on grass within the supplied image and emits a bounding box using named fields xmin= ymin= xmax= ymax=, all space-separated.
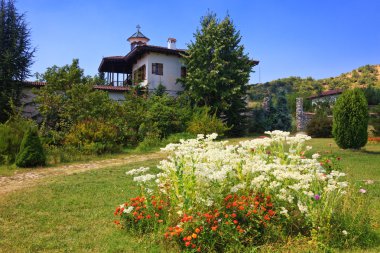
xmin=361 ymin=150 xmax=380 ymax=155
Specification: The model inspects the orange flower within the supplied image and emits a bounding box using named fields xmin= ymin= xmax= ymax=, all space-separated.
xmin=233 ymin=220 xmax=238 ymax=224
xmin=192 ymin=233 xmax=197 ymax=239
xmin=264 ymin=214 xmax=270 ymax=221
xmin=195 ymin=228 xmax=201 ymax=234
xmin=187 ymin=236 xmax=192 ymax=241
xmin=211 ymin=226 xmax=218 ymax=231
xmin=158 ymin=219 xmax=163 ymax=223
xmin=231 ymin=213 xmax=237 ymax=218
xmin=238 ymin=205 xmax=245 ymax=211
xmin=224 ymin=214 xmax=229 ymax=218
xmin=185 ymin=241 xmax=191 ymax=247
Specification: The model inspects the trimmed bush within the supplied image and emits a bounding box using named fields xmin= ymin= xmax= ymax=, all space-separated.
xmin=15 ymin=128 xmax=46 ymax=167
xmin=187 ymin=107 xmax=230 ymax=136
xmin=307 ymin=114 xmax=333 ymax=138
xmin=333 ymin=88 xmax=369 ymax=149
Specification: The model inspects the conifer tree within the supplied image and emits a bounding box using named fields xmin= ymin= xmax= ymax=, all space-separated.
xmin=15 ymin=127 xmax=46 ymax=167
xmin=271 ymin=90 xmax=292 ymax=131
xmin=181 ymin=13 xmax=255 ymax=136
xmin=333 ymin=88 xmax=368 ymax=149
xmin=0 ymin=0 xmax=35 ymax=122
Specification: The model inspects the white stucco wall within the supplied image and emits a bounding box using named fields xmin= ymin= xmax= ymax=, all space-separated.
xmin=107 ymin=91 xmax=127 ymax=101
xmin=132 ymin=52 xmax=184 ymax=95
xmin=311 ymin=94 xmax=340 ymax=105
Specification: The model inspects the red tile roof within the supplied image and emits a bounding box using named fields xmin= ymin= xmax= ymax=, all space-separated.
xmin=308 ymin=89 xmax=343 ymax=99
xmin=23 ymin=81 xmax=47 ymax=87
xmin=93 ymin=85 xmax=130 ymax=91
xmin=22 ymin=81 xmax=129 ymax=92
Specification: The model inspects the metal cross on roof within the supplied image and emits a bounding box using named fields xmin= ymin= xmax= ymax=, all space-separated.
xmin=136 ymin=25 xmax=141 ymax=32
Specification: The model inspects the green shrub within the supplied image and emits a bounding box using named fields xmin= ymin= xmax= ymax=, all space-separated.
xmin=333 ymin=88 xmax=369 ymax=149
xmin=65 ymin=119 xmax=120 ymax=154
xmin=306 ymin=109 xmax=333 ymax=138
xmin=187 ymin=107 xmax=229 ymax=136
xmin=144 ymin=95 xmax=191 ymax=139
xmin=0 ymin=113 xmax=36 ymax=164
xmin=15 ymin=127 xmax=46 ymax=168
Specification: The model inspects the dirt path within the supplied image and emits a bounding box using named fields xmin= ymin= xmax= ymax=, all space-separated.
xmin=0 ymin=152 xmax=167 ymax=196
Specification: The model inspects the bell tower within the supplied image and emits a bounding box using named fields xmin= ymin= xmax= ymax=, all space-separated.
xmin=127 ymin=25 xmax=150 ymax=51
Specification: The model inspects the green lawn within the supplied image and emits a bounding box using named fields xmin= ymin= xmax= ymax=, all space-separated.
xmin=0 ymin=138 xmax=379 ymax=252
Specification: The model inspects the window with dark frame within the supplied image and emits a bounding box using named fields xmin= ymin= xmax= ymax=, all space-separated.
xmin=152 ymin=63 xmax=163 ymax=75
xmin=133 ymin=64 xmax=146 ymax=83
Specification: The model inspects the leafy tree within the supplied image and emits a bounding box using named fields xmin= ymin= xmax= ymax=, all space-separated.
xmin=15 ymin=127 xmax=46 ymax=167
xmin=333 ymin=88 xmax=369 ymax=149
xmin=0 ymin=0 xmax=35 ymax=122
xmin=180 ymin=13 xmax=255 ymax=136
xmin=35 ymin=59 xmax=120 ymax=145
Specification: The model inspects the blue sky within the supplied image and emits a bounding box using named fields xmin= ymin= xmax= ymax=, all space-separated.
xmin=18 ymin=0 xmax=380 ymax=83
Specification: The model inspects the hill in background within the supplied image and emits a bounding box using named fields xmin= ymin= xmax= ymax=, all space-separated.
xmin=248 ymin=64 xmax=380 ymax=102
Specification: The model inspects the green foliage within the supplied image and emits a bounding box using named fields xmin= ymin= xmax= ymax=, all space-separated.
xmin=154 ymin=83 xmax=167 ymax=96
xmin=333 ymin=88 xmax=369 ymax=149
xmin=40 ymin=59 xmax=85 ymax=90
xmin=0 ymin=104 xmax=35 ymax=164
xmin=65 ymin=119 xmax=120 ymax=154
xmin=271 ymin=91 xmax=292 ymax=131
xmin=0 ymin=0 xmax=35 ymax=122
xmin=35 ymin=60 xmax=123 ymax=146
xmin=144 ymin=94 xmax=191 ymax=139
xmin=187 ymin=106 xmax=230 ymax=136
xmin=364 ymin=85 xmax=380 ymax=105
xmin=306 ymin=110 xmax=333 ymax=138
xmin=180 ymin=12 xmax=254 ymax=136
xmin=15 ymin=127 xmax=45 ymax=167
xmin=249 ymin=107 xmax=267 ymax=133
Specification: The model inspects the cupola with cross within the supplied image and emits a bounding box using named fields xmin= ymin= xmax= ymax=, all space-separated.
xmin=127 ymin=25 xmax=150 ymax=51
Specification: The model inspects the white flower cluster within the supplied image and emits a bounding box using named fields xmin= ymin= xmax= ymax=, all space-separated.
xmin=136 ymin=131 xmax=348 ymax=215
xmin=126 ymin=167 xmax=150 ymax=176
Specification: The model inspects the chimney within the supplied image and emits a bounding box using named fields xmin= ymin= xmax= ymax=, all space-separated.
xmin=167 ymin=38 xmax=177 ymax=49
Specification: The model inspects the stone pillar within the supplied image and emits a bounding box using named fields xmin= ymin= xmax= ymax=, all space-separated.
xmin=262 ymin=97 xmax=270 ymax=113
xmin=296 ymin=97 xmax=305 ymax=131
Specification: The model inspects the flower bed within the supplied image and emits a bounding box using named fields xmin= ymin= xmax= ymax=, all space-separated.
xmin=114 ymin=131 xmax=375 ymax=251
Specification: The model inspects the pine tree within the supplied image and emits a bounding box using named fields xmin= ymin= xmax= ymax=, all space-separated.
xmin=271 ymin=90 xmax=292 ymax=131
xmin=180 ymin=13 xmax=255 ymax=136
xmin=15 ymin=127 xmax=46 ymax=167
xmin=0 ymin=0 xmax=35 ymax=122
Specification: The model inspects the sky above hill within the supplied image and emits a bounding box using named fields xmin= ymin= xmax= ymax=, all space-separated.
xmin=18 ymin=0 xmax=380 ymax=83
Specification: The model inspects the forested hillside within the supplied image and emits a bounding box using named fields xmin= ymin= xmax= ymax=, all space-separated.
xmin=248 ymin=64 xmax=380 ymax=102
